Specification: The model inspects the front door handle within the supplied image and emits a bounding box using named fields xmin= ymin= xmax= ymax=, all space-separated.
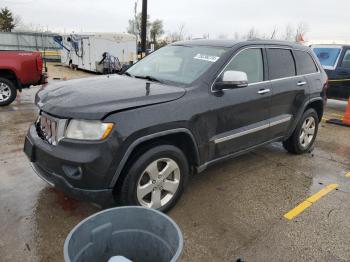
xmin=257 ymin=88 xmax=271 ymax=95
xmin=297 ymin=81 xmax=307 ymax=86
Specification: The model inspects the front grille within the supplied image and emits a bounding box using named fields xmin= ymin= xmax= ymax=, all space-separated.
xmin=36 ymin=112 xmax=67 ymax=145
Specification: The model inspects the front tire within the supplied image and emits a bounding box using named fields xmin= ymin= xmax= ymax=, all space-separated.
xmin=118 ymin=145 xmax=189 ymax=212
xmin=283 ymin=108 xmax=319 ymax=154
xmin=0 ymin=77 xmax=17 ymax=106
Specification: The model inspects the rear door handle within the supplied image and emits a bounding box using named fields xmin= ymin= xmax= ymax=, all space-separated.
xmin=257 ymin=88 xmax=271 ymax=94
xmin=297 ymin=81 xmax=307 ymax=86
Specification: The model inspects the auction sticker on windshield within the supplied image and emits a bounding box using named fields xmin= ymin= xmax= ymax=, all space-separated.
xmin=194 ymin=54 xmax=220 ymax=62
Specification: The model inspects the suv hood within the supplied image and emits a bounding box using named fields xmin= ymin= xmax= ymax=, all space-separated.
xmin=36 ymin=75 xmax=186 ymax=119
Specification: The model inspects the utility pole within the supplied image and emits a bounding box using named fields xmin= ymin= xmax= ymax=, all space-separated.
xmin=141 ymin=0 xmax=147 ymax=58
xmin=134 ymin=0 xmax=139 ymax=59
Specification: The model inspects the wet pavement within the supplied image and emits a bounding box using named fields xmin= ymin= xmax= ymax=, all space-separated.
xmin=0 ymin=73 xmax=349 ymax=261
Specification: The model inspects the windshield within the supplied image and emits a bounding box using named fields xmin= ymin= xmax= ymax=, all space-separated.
xmin=312 ymin=47 xmax=342 ymax=68
xmin=126 ymin=45 xmax=228 ymax=85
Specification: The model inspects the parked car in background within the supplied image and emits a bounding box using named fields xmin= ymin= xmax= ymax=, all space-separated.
xmin=0 ymin=51 xmax=47 ymax=106
xmin=312 ymin=45 xmax=350 ymax=100
xmin=24 ymin=40 xmax=327 ymax=212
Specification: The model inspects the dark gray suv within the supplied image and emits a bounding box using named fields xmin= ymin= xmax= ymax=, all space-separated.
xmin=24 ymin=40 xmax=328 ymax=211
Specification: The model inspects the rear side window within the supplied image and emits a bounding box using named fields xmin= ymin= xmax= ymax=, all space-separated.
xmin=223 ymin=48 xmax=264 ymax=84
xmin=341 ymin=50 xmax=350 ymax=68
xmin=294 ymin=50 xmax=318 ymax=75
xmin=266 ymin=49 xmax=296 ymax=80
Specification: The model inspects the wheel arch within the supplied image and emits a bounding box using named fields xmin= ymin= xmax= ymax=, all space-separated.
xmin=305 ymin=98 xmax=324 ymax=121
xmin=110 ymin=128 xmax=200 ymax=188
xmin=285 ymin=97 xmax=324 ymax=140
xmin=0 ymin=69 xmax=19 ymax=87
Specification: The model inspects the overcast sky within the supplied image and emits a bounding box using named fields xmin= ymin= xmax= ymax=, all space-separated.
xmin=1 ymin=0 xmax=349 ymax=40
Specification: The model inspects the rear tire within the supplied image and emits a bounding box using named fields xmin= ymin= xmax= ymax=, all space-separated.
xmin=0 ymin=77 xmax=17 ymax=106
xmin=283 ymin=108 xmax=319 ymax=154
xmin=118 ymin=145 xmax=189 ymax=212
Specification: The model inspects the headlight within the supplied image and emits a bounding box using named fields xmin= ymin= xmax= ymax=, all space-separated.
xmin=65 ymin=120 xmax=114 ymax=140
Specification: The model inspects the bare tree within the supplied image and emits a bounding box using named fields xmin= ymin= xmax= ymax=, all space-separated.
xmin=13 ymin=14 xmax=21 ymax=28
xmin=218 ymin=33 xmax=228 ymax=39
xmin=166 ymin=32 xmax=180 ymax=42
xmin=127 ymin=13 xmax=151 ymax=40
xmin=177 ymin=23 xmax=186 ymax=41
xmin=202 ymin=33 xmax=209 ymax=39
xmin=246 ymin=27 xmax=259 ymax=40
xmin=166 ymin=24 xmax=186 ymax=43
xmin=284 ymin=24 xmax=295 ymax=41
xmin=14 ymin=21 xmax=46 ymax=32
xmin=270 ymin=26 xmax=278 ymax=39
xmin=295 ymin=22 xmax=308 ymax=42
xmin=234 ymin=32 xmax=240 ymax=40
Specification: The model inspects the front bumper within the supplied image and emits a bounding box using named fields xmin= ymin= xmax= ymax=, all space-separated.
xmin=24 ymin=124 xmax=118 ymax=207
xmin=30 ymin=162 xmax=114 ymax=206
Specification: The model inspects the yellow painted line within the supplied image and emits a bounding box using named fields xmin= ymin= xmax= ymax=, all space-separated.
xmin=345 ymin=172 xmax=350 ymax=178
xmin=284 ymin=184 xmax=338 ymax=220
xmin=306 ymin=184 xmax=338 ymax=203
xmin=322 ymin=115 xmax=344 ymax=122
xmin=39 ymin=51 xmax=61 ymax=56
xmin=284 ymin=201 xmax=312 ymax=220
xmin=331 ymin=113 xmax=344 ymax=118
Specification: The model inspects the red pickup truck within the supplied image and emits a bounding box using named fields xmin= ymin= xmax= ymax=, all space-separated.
xmin=0 ymin=51 xmax=47 ymax=106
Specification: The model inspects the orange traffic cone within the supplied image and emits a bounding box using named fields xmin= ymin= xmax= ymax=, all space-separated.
xmin=327 ymin=97 xmax=350 ymax=127
xmin=343 ymin=97 xmax=350 ymax=125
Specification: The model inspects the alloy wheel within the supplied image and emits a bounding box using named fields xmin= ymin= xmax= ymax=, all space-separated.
xmin=0 ymin=82 xmax=11 ymax=102
xmin=299 ymin=116 xmax=316 ymax=148
xmin=137 ymin=158 xmax=180 ymax=209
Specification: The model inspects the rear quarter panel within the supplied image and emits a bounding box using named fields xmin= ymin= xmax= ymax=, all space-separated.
xmin=309 ymin=51 xmax=328 ymax=100
xmin=0 ymin=51 xmax=42 ymax=85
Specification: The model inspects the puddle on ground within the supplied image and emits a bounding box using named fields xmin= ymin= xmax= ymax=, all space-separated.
xmin=48 ymin=187 xmax=81 ymax=212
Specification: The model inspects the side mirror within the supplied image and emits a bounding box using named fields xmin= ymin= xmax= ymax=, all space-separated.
xmin=214 ymin=70 xmax=248 ymax=91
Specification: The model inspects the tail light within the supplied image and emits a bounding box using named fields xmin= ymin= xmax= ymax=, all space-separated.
xmin=322 ymin=78 xmax=329 ymax=104
xmin=36 ymin=55 xmax=43 ymax=72
xmin=324 ymin=79 xmax=329 ymax=91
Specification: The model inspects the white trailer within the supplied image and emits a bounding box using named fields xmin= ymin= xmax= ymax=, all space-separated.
xmin=60 ymin=33 xmax=137 ymax=73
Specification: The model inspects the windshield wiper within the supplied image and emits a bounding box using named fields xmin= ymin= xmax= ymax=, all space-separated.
xmin=134 ymin=75 xmax=162 ymax=83
xmin=123 ymin=72 xmax=132 ymax=77
xmin=123 ymin=72 xmax=162 ymax=83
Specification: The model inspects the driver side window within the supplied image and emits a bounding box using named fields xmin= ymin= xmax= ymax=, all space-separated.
xmin=223 ymin=48 xmax=264 ymax=84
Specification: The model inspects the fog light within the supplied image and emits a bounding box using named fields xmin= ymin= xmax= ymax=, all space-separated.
xmin=62 ymin=165 xmax=82 ymax=179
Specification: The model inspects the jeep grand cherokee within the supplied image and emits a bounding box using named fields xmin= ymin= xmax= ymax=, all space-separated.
xmin=24 ymin=40 xmax=327 ymax=212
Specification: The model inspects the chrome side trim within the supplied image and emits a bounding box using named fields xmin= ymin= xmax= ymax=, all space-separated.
xmin=214 ymin=116 xmax=292 ymax=144
xmin=269 ymin=116 xmax=292 ymax=127
xmin=197 ymin=136 xmax=285 ymax=173
xmin=214 ymin=123 xmax=270 ymax=144
xmin=248 ymin=72 xmax=320 ymax=86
